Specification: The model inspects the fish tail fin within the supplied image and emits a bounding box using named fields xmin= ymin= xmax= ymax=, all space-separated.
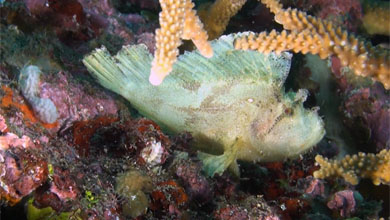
xmin=82 ymin=45 xmax=153 ymax=97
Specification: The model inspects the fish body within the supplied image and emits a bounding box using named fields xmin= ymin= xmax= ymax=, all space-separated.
xmin=83 ymin=33 xmax=325 ymax=176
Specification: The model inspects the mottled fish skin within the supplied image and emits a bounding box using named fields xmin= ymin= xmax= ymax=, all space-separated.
xmin=83 ymin=33 xmax=325 ymax=176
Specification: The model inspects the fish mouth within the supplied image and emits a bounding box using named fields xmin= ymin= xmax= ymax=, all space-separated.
xmin=251 ymin=104 xmax=291 ymax=138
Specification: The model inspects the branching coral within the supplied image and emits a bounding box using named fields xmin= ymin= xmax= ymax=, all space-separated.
xmin=313 ymin=149 xmax=390 ymax=185
xmin=234 ymin=0 xmax=390 ymax=89
xmin=198 ymin=0 xmax=247 ymax=40
xmin=150 ymin=0 xmax=213 ymax=86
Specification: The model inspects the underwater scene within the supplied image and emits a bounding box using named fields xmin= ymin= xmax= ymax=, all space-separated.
xmin=0 ymin=0 xmax=389 ymax=219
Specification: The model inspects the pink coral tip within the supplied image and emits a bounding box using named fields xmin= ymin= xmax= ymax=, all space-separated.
xmin=195 ymin=41 xmax=213 ymax=58
xmin=149 ymin=70 xmax=165 ymax=86
xmin=203 ymin=49 xmax=213 ymax=58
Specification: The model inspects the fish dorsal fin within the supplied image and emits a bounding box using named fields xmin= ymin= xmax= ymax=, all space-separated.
xmin=83 ymin=44 xmax=152 ymax=96
xmin=164 ymin=32 xmax=292 ymax=88
xmin=83 ymin=33 xmax=292 ymax=94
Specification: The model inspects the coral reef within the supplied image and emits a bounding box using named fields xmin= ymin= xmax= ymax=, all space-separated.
xmin=313 ymin=149 xmax=390 ymax=185
xmin=150 ymin=180 xmax=189 ymax=218
xmin=301 ymin=0 xmax=362 ymax=31
xmin=0 ymin=120 xmax=48 ymax=205
xmin=39 ymin=71 xmax=119 ymax=132
xmin=214 ymin=205 xmax=250 ymax=220
xmin=115 ymin=169 xmax=153 ymax=218
xmin=2 ymin=69 xmax=119 ymax=132
xmin=1 ymin=0 xmax=389 ymax=219
xmin=175 ymin=159 xmax=212 ymax=204
xmin=1 ymin=85 xmax=56 ymax=130
xmin=0 ymin=115 xmax=7 ymax=133
xmin=26 ymin=198 xmax=81 ymax=220
xmin=327 ymin=190 xmax=357 ymax=217
xmin=341 ymin=83 xmax=390 ymax=152
xmin=304 ymin=178 xmax=325 ymax=198
xmin=308 ymin=0 xmax=362 ymax=20
xmin=25 ymin=0 xmax=101 ymax=43
xmin=49 ymin=167 xmax=79 ymax=201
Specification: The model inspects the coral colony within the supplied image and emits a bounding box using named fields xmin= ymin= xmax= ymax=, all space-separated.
xmin=0 ymin=0 xmax=390 ymax=219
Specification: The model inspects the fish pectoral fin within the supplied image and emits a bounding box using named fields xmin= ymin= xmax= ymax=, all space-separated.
xmin=198 ymin=151 xmax=236 ymax=177
xmin=198 ymin=141 xmax=239 ymax=177
xmin=228 ymin=160 xmax=240 ymax=177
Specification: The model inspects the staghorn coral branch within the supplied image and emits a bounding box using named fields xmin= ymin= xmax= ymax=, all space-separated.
xmin=260 ymin=0 xmax=282 ymax=14
xmin=198 ymin=0 xmax=247 ymax=40
xmin=150 ymin=0 xmax=212 ymax=86
xmin=182 ymin=1 xmax=214 ymax=57
xmin=235 ymin=0 xmax=390 ymax=89
xmin=313 ymin=149 xmax=390 ymax=185
xmin=151 ymin=0 xmax=251 ymax=86
xmin=234 ymin=30 xmax=330 ymax=57
xmin=150 ymin=0 xmax=186 ymax=86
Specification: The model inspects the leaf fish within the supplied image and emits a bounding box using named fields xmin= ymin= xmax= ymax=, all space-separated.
xmin=83 ymin=33 xmax=325 ymax=176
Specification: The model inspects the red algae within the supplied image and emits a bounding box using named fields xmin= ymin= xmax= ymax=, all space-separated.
xmin=72 ymin=116 xmax=119 ymax=157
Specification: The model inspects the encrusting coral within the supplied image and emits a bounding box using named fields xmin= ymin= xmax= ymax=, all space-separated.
xmin=313 ymin=149 xmax=390 ymax=185
xmin=150 ymin=0 xmax=213 ymax=86
xmin=198 ymin=0 xmax=247 ymax=40
xmin=234 ymin=0 xmax=390 ymax=89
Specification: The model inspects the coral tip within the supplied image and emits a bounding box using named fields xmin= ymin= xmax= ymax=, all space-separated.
xmin=149 ymin=69 xmax=165 ymax=86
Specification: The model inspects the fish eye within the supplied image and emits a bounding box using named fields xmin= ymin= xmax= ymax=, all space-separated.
xmin=284 ymin=107 xmax=293 ymax=116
